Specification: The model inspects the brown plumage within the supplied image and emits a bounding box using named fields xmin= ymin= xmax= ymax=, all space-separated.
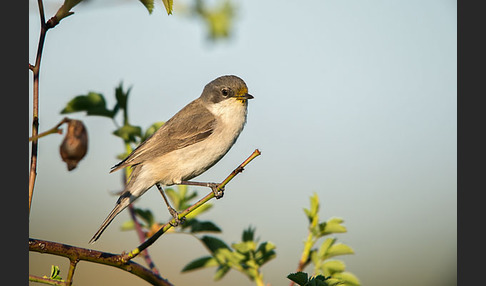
xmin=89 ymin=75 xmax=253 ymax=243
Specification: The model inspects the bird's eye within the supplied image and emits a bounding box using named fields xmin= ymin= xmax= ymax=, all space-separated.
xmin=221 ymin=88 xmax=230 ymax=97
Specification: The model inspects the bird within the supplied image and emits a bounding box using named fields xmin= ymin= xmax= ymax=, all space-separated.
xmin=89 ymin=75 xmax=253 ymax=243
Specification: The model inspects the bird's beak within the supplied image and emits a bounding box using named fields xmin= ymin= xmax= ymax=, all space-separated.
xmin=234 ymin=92 xmax=254 ymax=100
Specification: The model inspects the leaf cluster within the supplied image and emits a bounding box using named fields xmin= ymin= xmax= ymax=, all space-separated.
xmin=43 ymin=265 xmax=64 ymax=282
xmin=138 ymin=0 xmax=237 ymax=41
xmin=299 ymin=193 xmax=360 ymax=286
xmin=193 ymin=0 xmax=236 ymax=40
xmin=182 ymin=226 xmax=276 ymax=283
xmin=288 ymin=272 xmax=340 ymax=286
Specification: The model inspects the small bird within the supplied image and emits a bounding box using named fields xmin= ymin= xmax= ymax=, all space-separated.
xmin=89 ymin=75 xmax=253 ymax=243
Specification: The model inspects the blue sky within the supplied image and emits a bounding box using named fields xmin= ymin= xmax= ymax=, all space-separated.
xmin=29 ymin=1 xmax=457 ymax=285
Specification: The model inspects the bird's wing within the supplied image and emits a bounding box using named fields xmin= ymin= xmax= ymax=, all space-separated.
xmin=110 ymin=100 xmax=215 ymax=173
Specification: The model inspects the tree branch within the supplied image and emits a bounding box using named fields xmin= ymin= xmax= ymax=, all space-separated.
xmin=122 ymin=149 xmax=261 ymax=261
xmin=29 ymin=238 xmax=173 ymax=286
xmin=29 ymin=274 xmax=66 ymax=285
xmin=29 ymin=0 xmax=51 ymax=215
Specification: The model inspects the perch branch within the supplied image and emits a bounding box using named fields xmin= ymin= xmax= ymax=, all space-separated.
xmin=29 ymin=238 xmax=173 ymax=286
xmin=122 ymin=149 xmax=261 ymax=261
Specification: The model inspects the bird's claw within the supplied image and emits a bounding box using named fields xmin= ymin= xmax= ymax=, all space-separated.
xmin=208 ymin=183 xmax=225 ymax=199
xmin=168 ymin=207 xmax=185 ymax=227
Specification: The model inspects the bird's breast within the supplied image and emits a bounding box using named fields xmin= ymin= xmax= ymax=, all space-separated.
xmin=146 ymin=100 xmax=248 ymax=185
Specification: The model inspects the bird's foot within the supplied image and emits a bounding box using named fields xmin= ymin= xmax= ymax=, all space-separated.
xmin=168 ymin=207 xmax=185 ymax=227
xmin=208 ymin=183 xmax=225 ymax=199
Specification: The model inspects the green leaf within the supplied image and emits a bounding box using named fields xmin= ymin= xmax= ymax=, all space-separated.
xmin=232 ymin=241 xmax=256 ymax=254
xmin=242 ymin=226 xmax=256 ymax=242
xmin=164 ymin=188 xmax=180 ymax=209
xmin=134 ymin=208 xmax=154 ymax=226
xmin=317 ymin=238 xmax=337 ymax=260
xmin=215 ymin=248 xmax=245 ymax=266
xmin=332 ymin=272 xmax=360 ymax=286
xmin=214 ymin=265 xmax=231 ymax=280
xmin=114 ymin=83 xmax=131 ymax=111
xmin=257 ymin=241 xmax=276 ymax=253
xmin=120 ymin=219 xmax=136 ymax=231
xmin=304 ymin=192 xmax=320 ymax=224
xmin=287 ymin=272 xmax=308 ymax=286
xmin=255 ymin=241 xmax=277 ymax=265
xmin=165 ymin=185 xmax=199 ymax=210
xmin=326 ymin=243 xmax=354 ymax=259
xmin=184 ymin=219 xmax=221 ymax=233
xmin=49 ymin=265 xmax=63 ymax=281
xmin=181 ymin=192 xmax=198 ymax=208
xmin=181 ymin=256 xmax=218 ymax=272
xmin=139 ymin=0 xmax=154 ymax=14
xmin=161 ymin=0 xmax=173 ymax=15
xmin=113 ymin=124 xmax=142 ymax=143
xmin=318 ymin=217 xmax=347 ymax=236
xmin=202 ymin=0 xmax=235 ymax=40
xmin=61 ymin=92 xmax=115 ymax=118
xmin=201 ymin=236 xmax=231 ymax=254
xmin=322 ymin=260 xmax=346 ymax=276
xmin=142 ymin=121 xmax=165 ymax=141
xmin=322 ymin=277 xmax=344 ymax=286
xmin=308 ymin=275 xmax=333 ymax=286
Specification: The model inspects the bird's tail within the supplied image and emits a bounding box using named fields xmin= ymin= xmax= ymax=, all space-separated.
xmin=89 ymin=196 xmax=131 ymax=244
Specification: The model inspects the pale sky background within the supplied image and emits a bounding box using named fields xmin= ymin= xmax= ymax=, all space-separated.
xmin=29 ymin=0 xmax=457 ymax=285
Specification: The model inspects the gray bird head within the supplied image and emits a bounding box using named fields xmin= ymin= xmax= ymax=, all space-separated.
xmin=200 ymin=75 xmax=254 ymax=104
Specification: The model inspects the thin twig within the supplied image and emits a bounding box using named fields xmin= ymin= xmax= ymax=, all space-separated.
xmin=29 ymin=275 xmax=66 ymax=285
xmin=128 ymin=204 xmax=161 ymax=276
xmin=29 ymin=238 xmax=173 ymax=286
xmin=122 ymin=149 xmax=261 ymax=261
xmin=29 ymin=117 xmax=70 ymax=142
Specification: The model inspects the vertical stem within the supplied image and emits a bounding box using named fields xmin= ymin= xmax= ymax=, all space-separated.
xmin=128 ymin=204 xmax=160 ymax=276
xmin=66 ymin=258 xmax=79 ymax=286
xmin=29 ymin=0 xmax=48 ymax=215
xmin=290 ymin=230 xmax=315 ymax=286
xmin=297 ymin=231 xmax=314 ymax=272
xmin=254 ymin=273 xmax=265 ymax=286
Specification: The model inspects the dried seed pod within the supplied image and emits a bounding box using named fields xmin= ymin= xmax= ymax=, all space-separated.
xmin=60 ymin=119 xmax=88 ymax=171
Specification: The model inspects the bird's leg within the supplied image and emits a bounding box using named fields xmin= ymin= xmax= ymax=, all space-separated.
xmin=179 ymin=181 xmax=225 ymax=199
xmin=155 ymin=183 xmax=184 ymax=226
